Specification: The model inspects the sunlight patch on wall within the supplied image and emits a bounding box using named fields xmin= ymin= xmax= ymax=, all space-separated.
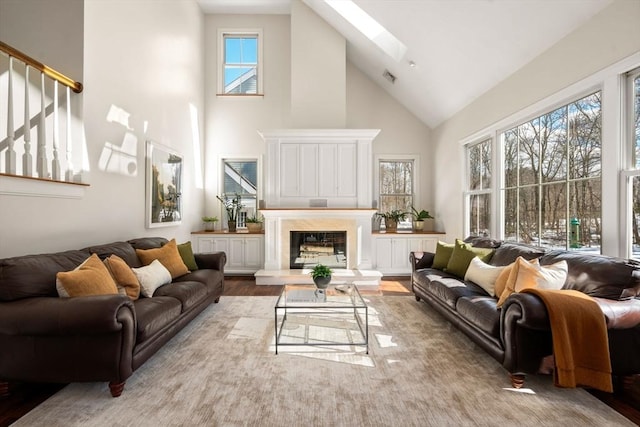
xmin=98 ymin=104 xmax=138 ymax=177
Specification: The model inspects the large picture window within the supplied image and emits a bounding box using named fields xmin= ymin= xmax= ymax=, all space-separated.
xmin=465 ymin=138 xmax=492 ymax=237
xmin=501 ymin=92 xmax=602 ymax=251
xmin=222 ymin=159 xmax=258 ymax=228
xmin=378 ymin=159 xmax=414 ymax=229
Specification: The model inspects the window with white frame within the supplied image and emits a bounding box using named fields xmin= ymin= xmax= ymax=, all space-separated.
xmin=501 ymin=92 xmax=602 ymax=251
xmin=624 ymin=67 xmax=640 ymax=259
xmin=378 ymin=158 xmax=414 ymax=229
xmin=465 ymin=138 xmax=492 ymax=237
xmin=218 ymin=30 xmax=262 ymax=95
xmin=222 ymin=159 xmax=258 ymax=228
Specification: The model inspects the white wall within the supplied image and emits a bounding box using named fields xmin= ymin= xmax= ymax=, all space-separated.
xmin=0 ymin=0 xmax=205 ymax=257
xmin=431 ymin=0 xmax=640 ymax=245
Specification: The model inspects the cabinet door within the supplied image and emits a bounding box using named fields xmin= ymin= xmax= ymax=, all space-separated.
xmin=227 ymin=238 xmax=246 ymax=269
xmin=318 ymin=144 xmax=337 ymax=197
xmin=280 ymin=144 xmax=300 ymax=197
xmin=390 ymin=238 xmax=409 ymax=270
xmin=196 ymin=237 xmax=215 ymax=254
xmin=374 ymin=237 xmax=393 ymax=271
xmin=211 ymin=238 xmax=229 ymax=256
xmin=336 ymin=143 xmax=357 ymax=197
xmin=243 ymin=237 xmax=263 ymax=269
xmin=299 ymin=144 xmax=318 ymax=196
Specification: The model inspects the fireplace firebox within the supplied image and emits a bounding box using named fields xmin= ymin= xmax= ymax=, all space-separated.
xmin=290 ymin=231 xmax=347 ymax=269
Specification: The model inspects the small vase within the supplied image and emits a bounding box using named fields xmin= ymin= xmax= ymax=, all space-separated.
xmin=385 ymin=220 xmax=398 ymax=233
xmin=204 ymin=222 xmax=216 ymax=232
xmin=413 ymin=220 xmax=424 ymax=231
xmin=313 ymin=276 xmax=331 ymax=289
xmin=228 ymin=220 xmax=237 ymax=232
xmin=247 ymin=223 xmax=262 ymax=233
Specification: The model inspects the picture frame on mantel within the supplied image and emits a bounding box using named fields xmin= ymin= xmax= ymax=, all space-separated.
xmin=145 ymin=141 xmax=183 ymax=228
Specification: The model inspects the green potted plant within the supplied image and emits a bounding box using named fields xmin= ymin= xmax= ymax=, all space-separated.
xmin=245 ymin=214 xmax=263 ymax=233
xmin=377 ymin=209 xmax=407 ymax=232
xmin=310 ymin=263 xmax=333 ymax=289
xmin=411 ymin=207 xmax=434 ymax=231
xmin=202 ymin=216 xmax=218 ymax=232
xmin=216 ymin=194 xmax=241 ymax=232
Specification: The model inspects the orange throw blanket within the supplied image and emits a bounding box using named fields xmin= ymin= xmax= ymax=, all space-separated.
xmin=522 ymin=288 xmax=613 ymax=393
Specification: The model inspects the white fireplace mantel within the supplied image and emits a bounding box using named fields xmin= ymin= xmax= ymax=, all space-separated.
xmin=260 ymin=208 xmax=377 ymax=272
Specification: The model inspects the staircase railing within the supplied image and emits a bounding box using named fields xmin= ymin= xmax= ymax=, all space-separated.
xmin=0 ymin=40 xmax=84 ymax=182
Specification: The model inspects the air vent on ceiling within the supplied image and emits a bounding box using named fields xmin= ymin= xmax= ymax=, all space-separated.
xmin=382 ymin=69 xmax=396 ymax=84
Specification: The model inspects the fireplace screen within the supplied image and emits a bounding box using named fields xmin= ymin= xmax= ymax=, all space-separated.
xmin=290 ymin=231 xmax=347 ymax=269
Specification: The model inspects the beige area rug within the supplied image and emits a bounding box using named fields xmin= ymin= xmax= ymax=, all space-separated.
xmin=15 ymin=296 xmax=633 ymax=427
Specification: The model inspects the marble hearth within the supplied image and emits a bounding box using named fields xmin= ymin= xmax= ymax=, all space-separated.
xmin=254 ymin=208 xmax=382 ymax=286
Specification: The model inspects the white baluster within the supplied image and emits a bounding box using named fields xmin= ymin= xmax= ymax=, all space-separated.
xmin=37 ymin=71 xmax=48 ymax=178
xmin=5 ymin=57 xmax=16 ymax=174
xmin=22 ymin=66 xmax=33 ymax=177
xmin=51 ymin=81 xmax=60 ymax=180
xmin=65 ymin=86 xmax=74 ymax=182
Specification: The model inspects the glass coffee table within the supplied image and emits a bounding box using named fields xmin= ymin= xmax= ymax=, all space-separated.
xmin=274 ymin=284 xmax=368 ymax=355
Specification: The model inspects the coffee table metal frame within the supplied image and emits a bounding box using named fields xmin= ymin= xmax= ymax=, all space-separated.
xmin=274 ymin=284 xmax=368 ymax=355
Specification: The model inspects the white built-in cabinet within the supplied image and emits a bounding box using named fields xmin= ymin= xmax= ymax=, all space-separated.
xmin=372 ymin=233 xmax=443 ymax=275
xmin=279 ymin=142 xmax=357 ymax=201
xmin=192 ymin=233 xmax=264 ymax=274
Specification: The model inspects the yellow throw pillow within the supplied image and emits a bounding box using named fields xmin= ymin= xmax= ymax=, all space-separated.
xmin=496 ymin=257 xmax=540 ymax=308
xmin=136 ymin=238 xmax=189 ymax=279
xmin=56 ymin=253 xmax=119 ymax=298
xmin=104 ymin=255 xmax=141 ymax=300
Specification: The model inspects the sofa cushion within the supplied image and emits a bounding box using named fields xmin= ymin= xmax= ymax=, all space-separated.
xmin=174 ymin=269 xmax=225 ymax=295
xmin=445 ymin=239 xmax=494 ymax=278
xmin=464 ymin=236 xmax=502 ymax=249
xmin=85 ymin=241 xmax=141 ymax=268
xmin=489 ymin=242 xmax=546 ymax=267
xmin=540 ymin=250 xmax=640 ymax=300
xmin=128 ymin=237 xmax=168 ymax=250
xmin=432 ymin=241 xmax=454 ymax=270
xmin=0 ymin=249 xmax=91 ymax=301
xmin=103 ymin=255 xmax=141 ymax=300
xmin=456 ymin=295 xmax=501 ymax=337
xmin=56 ymin=254 xmax=119 ymax=298
xmin=154 ymin=281 xmax=207 ymax=312
xmin=132 ymin=260 xmax=172 ymax=297
xmin=464 ymin=257 xmax=506 ymax=297
xmin=136 ymin=239 xmax=189 ymax=279
xmin=134 ymin=296 xmax=182 ymax=343
xmin=414 ymin=269 xmax=488 ymax=309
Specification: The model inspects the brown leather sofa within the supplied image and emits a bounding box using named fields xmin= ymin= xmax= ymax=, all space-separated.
xmin=410 ymin=236 xmax=640 ymax=389
xmin=0 ymin=237 xmax=226 ymax=397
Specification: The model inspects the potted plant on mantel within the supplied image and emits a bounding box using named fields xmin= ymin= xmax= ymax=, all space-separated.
xmin=202 ymin=216 xmax=218 ymax=232
xmin=377 ymin=209 xmax=407 ymax=233
xmin=411 ymin=207 xmax=434 ymax=231
xmin=245 ymin=214 xmax=263 ymax=233
xmin=310 ymin=264 xmax=332 ymax=289
xmin=217 ymin=194 xmax=241 ymax=232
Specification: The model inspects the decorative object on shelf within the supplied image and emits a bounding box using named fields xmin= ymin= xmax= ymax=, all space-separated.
xmin=246 ymin=214 xmax=263 ymax=233
xmin=377 ymin=209 xmax=407 ymax=233
xmin=217 ymin=193 xmax=242 ymax=232
xmin=411 ymin=207 xmax=434 ymax=231
xmin=202 ymin=216 xmax=218 ymax=232
xmin=310 ymin=263 xmax=332 ymax=289
xmin=146 ymin=141 xmax=183 ymax=228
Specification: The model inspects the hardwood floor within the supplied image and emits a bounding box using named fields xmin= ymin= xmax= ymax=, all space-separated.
xmin=1 ymin=276 xmax=639 ymax=426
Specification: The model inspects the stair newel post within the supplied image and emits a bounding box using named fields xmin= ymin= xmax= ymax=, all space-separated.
xmin=5 ymin=57 xmax=16 ymax=174
xmin=22 ymin=65 xmax=33 ymax=177
xmin=37 ymin=71 xmax=48 ymax=179
xmin=64 ymin=86 xmax=74 ymax=182
xmin=51 ymin=80 xmax=61 ymax=180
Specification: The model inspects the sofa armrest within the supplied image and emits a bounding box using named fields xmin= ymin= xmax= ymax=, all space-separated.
xmin=410 ymin=251 xmax=435 ymax=272
xmin=0 ymin=295 xmax=135 ymax=336
xmin=195 ymin=252 xmax=226 ymax=272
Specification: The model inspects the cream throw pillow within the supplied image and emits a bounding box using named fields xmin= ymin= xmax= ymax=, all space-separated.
xmin=132 ymin=259 xmax=172 ymax=297
xmin=464 ymin=257 xmax=506 ymax=297
xmin=56 ymin=253 xmax=119 ymax=298
xmin=136 ymin=239 xmax=189 ymax=279
xmin=103 ymin=255 xmax=141 ymax=300
xmin=496 ymin=257 xmax=567 ymax=308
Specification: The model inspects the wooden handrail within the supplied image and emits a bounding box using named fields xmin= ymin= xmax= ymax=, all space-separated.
xmin=0 ymin=40 xmax=83 ymax=93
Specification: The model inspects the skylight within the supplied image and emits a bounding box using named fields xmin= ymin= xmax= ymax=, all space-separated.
xmin=324 ymin=0 xmax=407 ymax=62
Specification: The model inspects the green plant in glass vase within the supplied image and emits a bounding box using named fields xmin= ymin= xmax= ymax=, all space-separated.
xmin=216 ymin=193 xmax=242 ymax=232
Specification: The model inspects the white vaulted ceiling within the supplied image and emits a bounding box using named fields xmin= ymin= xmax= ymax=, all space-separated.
xmin=197 ymin=0 xmax=613 ymax=128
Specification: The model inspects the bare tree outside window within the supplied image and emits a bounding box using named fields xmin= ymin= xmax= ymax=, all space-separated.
xmin=466 ymin=139 xmax=491 ymax=236
xmin=629 ymin=71 xmax=640 ymax=257
xmin=379 ymin=160 xmax=413 ymax=228
xmin=502 ymin=92 xmax=602 ymax=251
